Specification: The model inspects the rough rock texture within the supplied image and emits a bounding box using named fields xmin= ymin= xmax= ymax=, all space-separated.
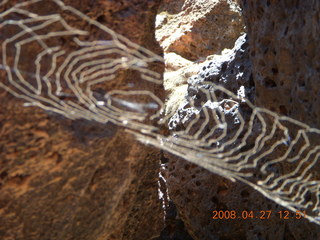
xmin=188 ymin=34 xmax=254 ymax=101
xmin=0 ymin=1 xmax=164 ymax=240
xmin=240 ymin=0 xmax=320 ymax=128
xmin=162 ymin=33 xmax=252 ymax=116
xmin=164 ymin=34 xmax=320 ymax=240
xmin=167 ymin=34 xmax=253 ymax=131
xmin=158 ymin=1 xmax=320 ymax=239
xmin=156 ymin=0 xmax=244 ymax=61
xmin=157 ymin=0 xmax=245 ymax=131
xmin=166 ymin=155 xmax=320 ymax=240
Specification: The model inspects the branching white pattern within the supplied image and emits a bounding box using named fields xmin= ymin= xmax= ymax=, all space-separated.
xmin=0 ymin=0 xmax=163 ymax=132
xmin=1 ymin=0 xmax=319 ymax=226
xmin=131 ymin=83 xmax=320 ymax=225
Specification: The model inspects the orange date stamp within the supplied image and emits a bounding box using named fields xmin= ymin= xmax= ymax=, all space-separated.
xmin=212 ymin=210 xmax=306 ymax=220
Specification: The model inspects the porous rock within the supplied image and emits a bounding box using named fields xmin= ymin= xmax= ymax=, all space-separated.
xmin=163 ymin=18 xmax=320 ymax=240
xmin=0 ymin=0 xmax=164 ymax=240
xmin=240 ymin=0 xmax=320 ymax=128
xmin=166 ymin=154 xmax=320 ymax=240
xmin=168 ymin=34 xmax=253 ymax=130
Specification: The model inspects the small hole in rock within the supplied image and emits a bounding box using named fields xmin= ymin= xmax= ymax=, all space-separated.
xmin=241 ymin=42 xmax=248 ymax=50
xmin=272 ymin=67 xmax=278 ymax=75
xmin=211 ymin=196 xmax=219 ymax=204
xmin=217 ymin=185 xmax=228 ymax=195
xmin=279 ymin=105 xmax=288 ymax=115
xmin=0 ymin=171 xmax=8 ymax=179
xmin=263 ymin=77 xmax=277 ymax=88
xmin=96 ymin=15 xmax=106 ymax=23
xmin=221 ymin=62 xmax=228 ymax=72
xmin=259 ymin=60 xmax=266 ymax=66
xmin=249 ymin=74 xmax=254 ymax=86
xmin=299 ymin=80 xmax=306 ymax=87
xmin=241 ymin=190 xmax=250 ymax=198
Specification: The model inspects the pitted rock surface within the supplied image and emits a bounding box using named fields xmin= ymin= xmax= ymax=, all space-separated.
xmin=168 ymin=34 xmax=253 ymax=131
xmin=163 ymin=25 xmax=320 ymax=240
xmin=166 ymin=155 xmax=320 ymax=240
xmin=241 ymin=0 xmax=320 ymax=128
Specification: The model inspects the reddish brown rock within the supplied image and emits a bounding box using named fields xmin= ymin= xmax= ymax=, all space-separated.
xmin=156 ymin=0 xmax=244 ymax=61
xmin=166 ymin=155 xmax=320 ymax=240
xmin=0 ymin=0 xmax=164 ymax=240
